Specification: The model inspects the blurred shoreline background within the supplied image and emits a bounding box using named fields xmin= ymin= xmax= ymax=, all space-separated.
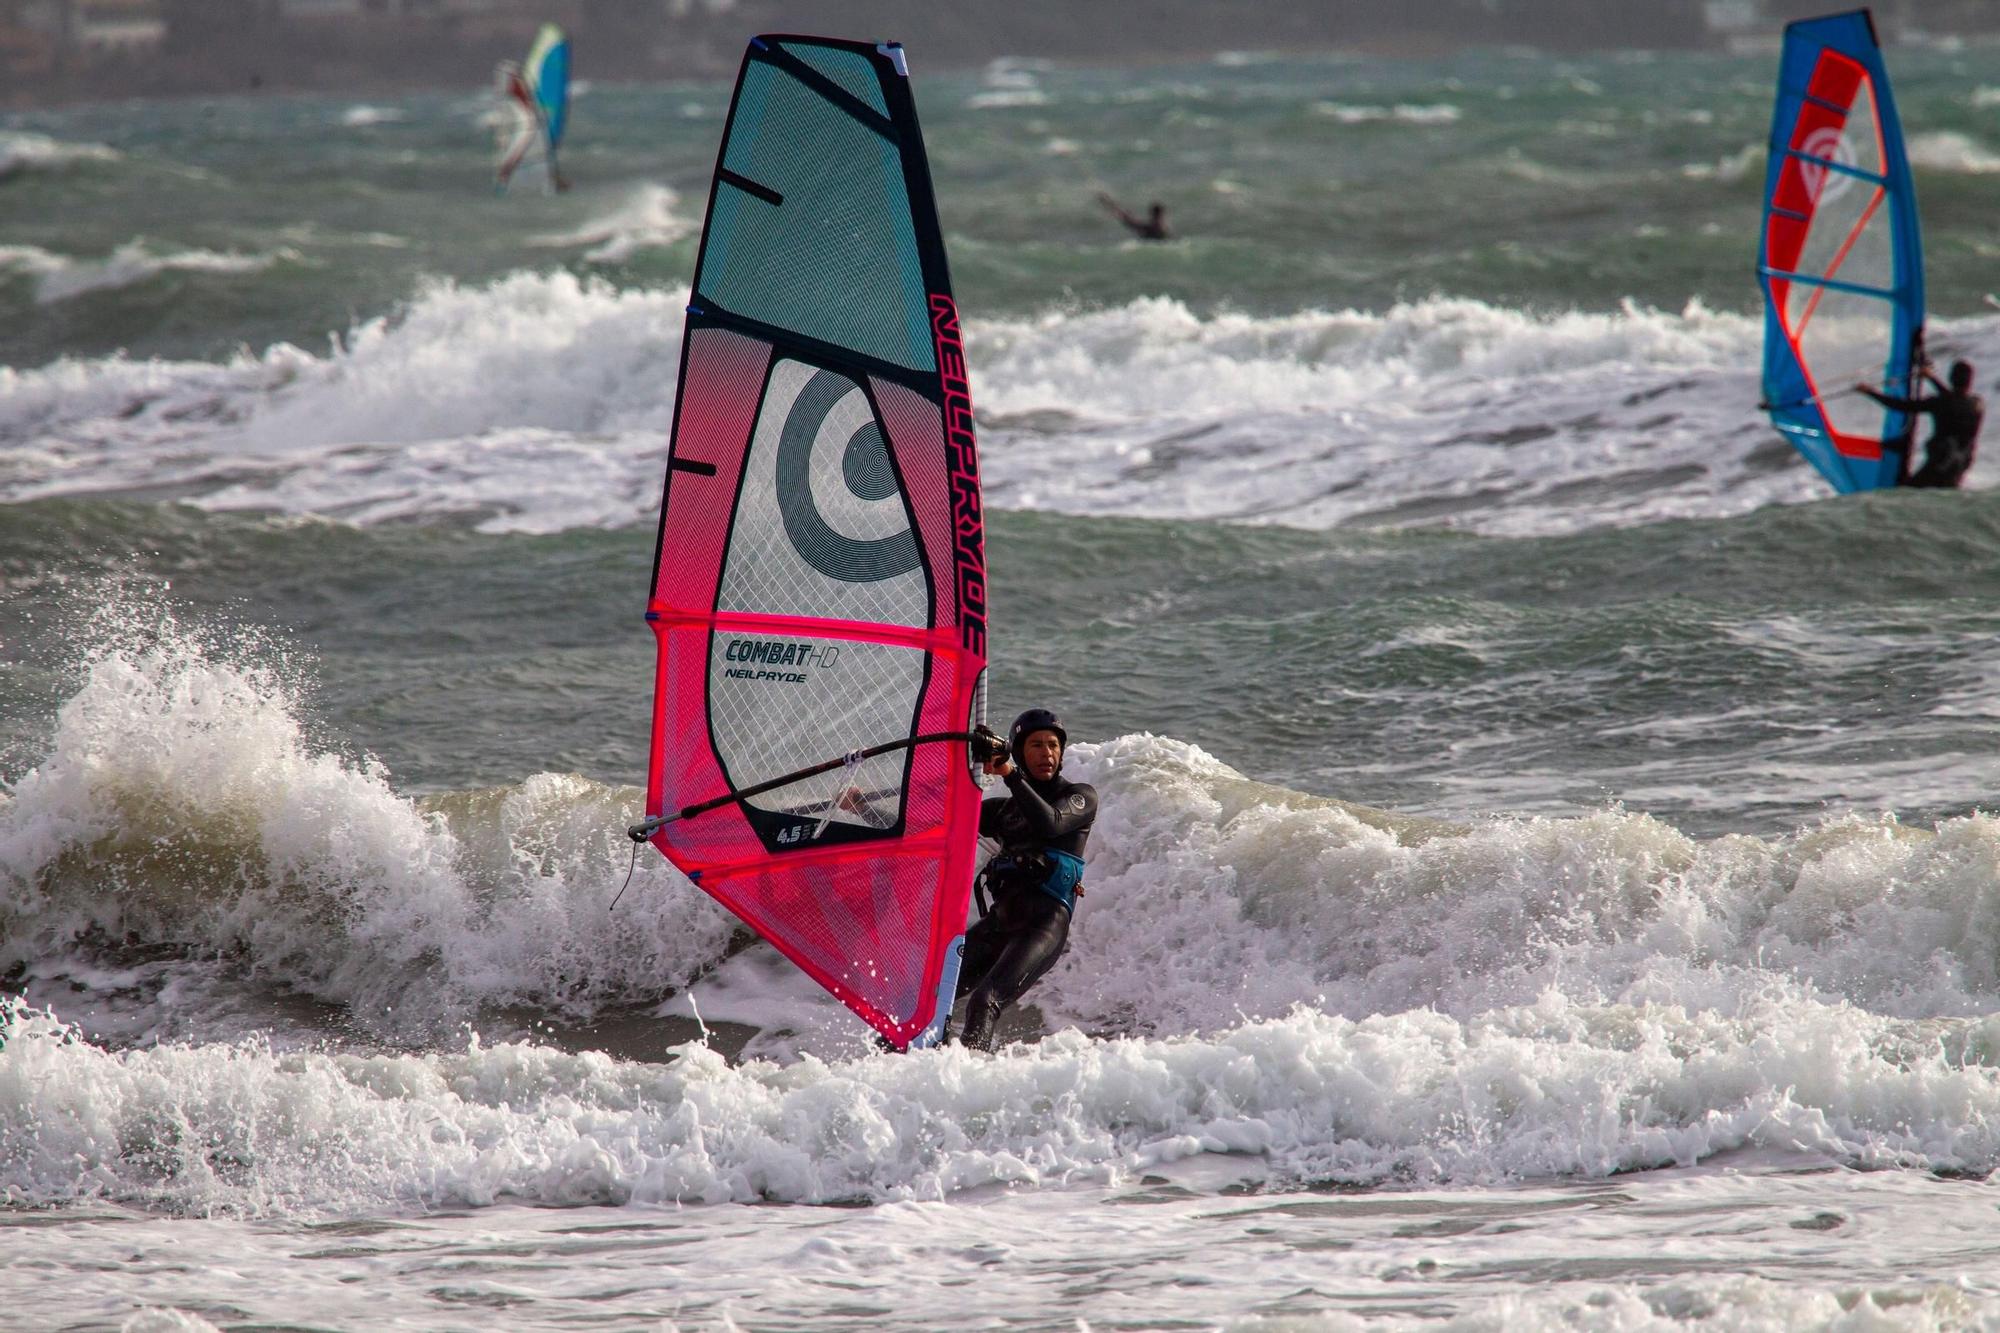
xmin=5 ymin=0 xmax=1999 ymax=111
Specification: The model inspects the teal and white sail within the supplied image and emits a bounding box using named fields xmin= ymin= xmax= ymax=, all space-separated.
xmin=494 ymin=23 xmax=571 ymax=193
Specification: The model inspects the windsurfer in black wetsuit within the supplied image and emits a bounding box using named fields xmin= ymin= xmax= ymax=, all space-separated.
xmin=954 ymin=709 xmax=1097 ymax=1052
xmin=1859 ymin=359 xmax=1983 ymax=488
xmin=1096 ymin=192 xmax=1171 ymax=241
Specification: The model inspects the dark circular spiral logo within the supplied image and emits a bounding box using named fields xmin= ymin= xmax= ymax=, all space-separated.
xmin=777 ymin=369 xmax=921 ymax=584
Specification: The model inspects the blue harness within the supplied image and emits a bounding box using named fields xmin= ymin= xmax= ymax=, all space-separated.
xmin=983 ymin=848 xmax=1086 ymax=914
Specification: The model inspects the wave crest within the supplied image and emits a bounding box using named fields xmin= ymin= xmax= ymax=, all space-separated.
xmin=3 ymin=273 xmax=1993 ymax=536
xmin=0 ymin=596 xmax=736 ymax=1034
xmin=0 ymin=130 xmax=119 ymax=181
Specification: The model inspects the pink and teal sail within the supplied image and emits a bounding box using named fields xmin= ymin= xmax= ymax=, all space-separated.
xmin=636 ymin=37 xmax=988 ymax=1051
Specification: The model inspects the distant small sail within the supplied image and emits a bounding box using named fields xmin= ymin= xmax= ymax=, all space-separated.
xmin=492 ymin=60 xmax=539 ymax=191
xmin=1756 ymin=8 xmax=1925 ymax=493
xmin=493 ymin=24 xmax=570 ymax=193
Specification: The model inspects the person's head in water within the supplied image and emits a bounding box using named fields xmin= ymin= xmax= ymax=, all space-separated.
xmin=1009 ymin=708 xmax=1066 ymax=781
xmin=1951 ymin=360 xmax=1975 ymax=392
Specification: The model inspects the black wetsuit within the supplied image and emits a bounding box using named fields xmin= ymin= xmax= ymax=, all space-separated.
xmin=956 ymin=768 xmax=1097 ymax=1051
xmin=1863 ymin=383 xmax=1984 ymax=488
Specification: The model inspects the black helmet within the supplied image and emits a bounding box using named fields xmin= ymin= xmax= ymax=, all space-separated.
xmin=1009 ymin=708 xmax=1067 ymax=767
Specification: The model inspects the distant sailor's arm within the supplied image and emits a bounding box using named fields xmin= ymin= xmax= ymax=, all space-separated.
xmin=1000 ymin=772 xmax=1098 ymax=838
xmin=1858 ymin=385 xmax=1925 ymax=413
xmin=1095 ymin=192 xmax=1140 ymax=230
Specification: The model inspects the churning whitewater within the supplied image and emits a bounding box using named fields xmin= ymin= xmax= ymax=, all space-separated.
xmin=13 ymin=602 xmax=2000 ymax=1204
xmin=8 ymin=36 xmax=2000 ymax=1333
xmin=11 ymin=272 xmax=2000 ymax=536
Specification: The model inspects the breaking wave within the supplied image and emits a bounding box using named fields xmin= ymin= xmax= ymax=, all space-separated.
xmin=12 ymin=269 xmax=1966 ymax=536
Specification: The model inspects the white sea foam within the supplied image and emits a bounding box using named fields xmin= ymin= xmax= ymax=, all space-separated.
xmin=12 ymin=611 xmax=2000 ymax=1062
xmin=966 ymin=89 xmax=1049 ymax=110
xmin=0 ymin=240 xmax=293 ymax=305
xmin=531 ymin=182 xmax=695 ymax=263
xmin=967 ymin=56 xmax=1051 ymax=109
xmin=968 ymin=293 xmax=1838 ymax=535
xmin=9 ymin=969 xmax=2000 ymax=1218
xmin=1313 ymin=102 xmax=1462 ymax=125
xmin=3 ymin=272 xmax=1996 ymax=535
xmin=982 ymin=56 xmax=1052 ymax=84
xmin=1681 ymin=142 xmax=1762 ymax=182
xmin=1908 ymin=130 xmax=2000 ymax=176
xmin=338 ymin=104 xmax=405 ymax=127
xmin=0 ymin=603 xmax=738 ymax=1034
xmin=0 ymin=130 xmax=120 ymax=180
xmin=9 ymin=1173 xmax=2000 ymax=1330
xmin=0 ymin=243 xmax=68 ymax=281
xmin=1046 ymin=735 xmax=2000 ymax=1034
xmin=121 ymin=1311 xmax=223 ymax=1333
xmin=8 ymin=506 xmax=2000 ymax=1333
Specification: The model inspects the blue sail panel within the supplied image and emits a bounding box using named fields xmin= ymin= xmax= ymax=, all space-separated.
xmin=526 ymin=24 xmax=571 ymax=152
xmin=1757 ymin=9 xmax=1924 ymax=494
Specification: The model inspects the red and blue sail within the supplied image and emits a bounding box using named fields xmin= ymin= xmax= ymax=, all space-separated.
xmin=1757 ymin=8 xmax=1924 ymax=494
xmin=641 ymin=37 xmax=987 ymax=1050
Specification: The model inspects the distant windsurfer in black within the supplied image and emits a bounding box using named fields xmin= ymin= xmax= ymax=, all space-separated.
xmin=1858 ymin=359 xmax=1983 ymax=489
xmin=1096 ymin=192 xmax=1171 ymax=241
xmin=952 ymin=709 xmax=1097 ymax=1052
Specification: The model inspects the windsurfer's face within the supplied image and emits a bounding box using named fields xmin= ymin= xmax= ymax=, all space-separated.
xmin=1021 ymin=730 xmax=1063 ymax=780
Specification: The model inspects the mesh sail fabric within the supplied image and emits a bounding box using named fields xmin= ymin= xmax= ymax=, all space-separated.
xmin=644 ymin=38 xmax=986 ymax=1048
xmin=1758 ymin=9 xmax=1924 ymax=494
xmin=777 ymin=40 xmax=890 ymax=117
xmin=701 ymin=49 xmax=932 ymax=373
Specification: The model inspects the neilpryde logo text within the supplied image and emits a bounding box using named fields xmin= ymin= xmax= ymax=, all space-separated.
xmin=721 ymin=637 xmax=840 ymax=684
xmin=931 ymin=293 xmax=987 ymax=660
